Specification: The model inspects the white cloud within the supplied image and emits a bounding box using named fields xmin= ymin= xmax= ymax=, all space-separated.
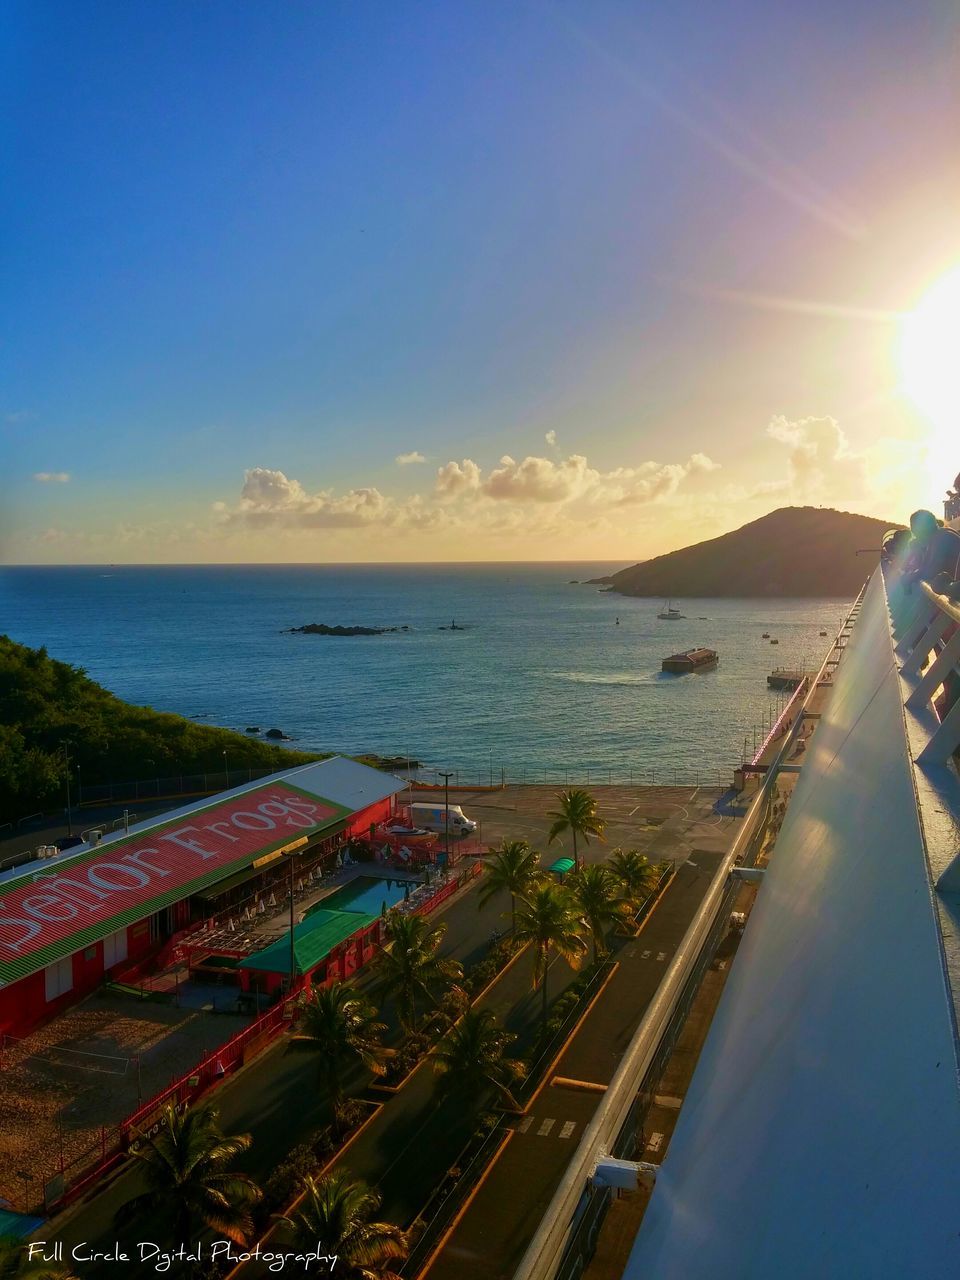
xmin=223 ymin=467 xmax=390 ymax=528
xmin=33 ymin=472 xmax=70 ymax=483
xmin=545 ymin=430 xmax=557 ymax=446
xmin=216 ymin=446 xmax=719 ymax=547
xmin=395 ymin=451 xmax=426 ymax=466
xmin=484 ymin=453 xmax=599 ymax=502
xmin=434 ymin=451 xmax=718 ymax=506
xmin=766 ymin=414 xmax=866 ymax=498
xmin=435 ymin=459 xmax=482 ymax=499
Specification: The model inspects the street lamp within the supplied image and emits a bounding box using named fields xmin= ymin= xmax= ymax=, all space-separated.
xmin=63 ymin=747 xmax=73 ymax=837
xmin=438 ymin=771 xmax=454 ymax=867
xmin=282 ymin=847 xmax=299 ymax=995
xmin=222 ymin=750 xmax=229 ymax=788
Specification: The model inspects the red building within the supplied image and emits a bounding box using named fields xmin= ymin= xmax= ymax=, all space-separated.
xmin=0 ymin=757 xmax=407 ymax=1037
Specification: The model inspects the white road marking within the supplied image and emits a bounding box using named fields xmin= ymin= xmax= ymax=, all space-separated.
xmin=628 ymin=805 xmax=641 ymax=817
xmin=538 ymin=1118 xmax=556 ymax=1136
xmin=517 ymin=1115 xmax=533 ymax=1133
xmin=647 ymin=1132 xmax=664 ymax=1151
xmin=717 ymin=960 xmax=727 ymax=970
xmin=559 ymin=1121 xmax=576 ymax=1139
xmin=641 ymin=950 xmax=651 ymax=959
xmin=657 ymin=952 xmax=667 ymax=961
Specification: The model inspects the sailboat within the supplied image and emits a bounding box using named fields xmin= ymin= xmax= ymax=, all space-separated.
xmin=657 ymin=600 xmax=686 ymax=620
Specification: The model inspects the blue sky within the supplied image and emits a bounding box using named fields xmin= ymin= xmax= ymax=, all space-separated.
xmin=3 ymin=1 xmax=958 ymax=561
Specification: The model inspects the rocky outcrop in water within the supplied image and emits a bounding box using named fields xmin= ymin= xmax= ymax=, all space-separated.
xmin=285 ymin=623 xmax=409 ymax=636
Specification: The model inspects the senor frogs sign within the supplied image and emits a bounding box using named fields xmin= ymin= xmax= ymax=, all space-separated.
xmin=0 ymin=783 xmax=348 ymax=979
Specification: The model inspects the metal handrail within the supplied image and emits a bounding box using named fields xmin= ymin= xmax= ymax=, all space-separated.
xmin=513 ymin=589 xmax=866 ymax=1280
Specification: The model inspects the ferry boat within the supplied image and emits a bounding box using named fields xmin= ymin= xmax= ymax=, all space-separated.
xmin=662 ymin=647 xmax=718 ymax=673
xmin=657 ymin=600 xmax=685 ymax=620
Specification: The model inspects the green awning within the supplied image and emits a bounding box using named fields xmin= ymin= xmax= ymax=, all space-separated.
xmin=237 ymin=907 xmax=376 ymax=976
xmin=548 ymin=856 xmax=575 ymax=876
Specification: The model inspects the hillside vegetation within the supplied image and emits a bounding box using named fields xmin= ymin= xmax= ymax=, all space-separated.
xmin=0 ymin=635 xmax=321 ymax=821
xmin=595 ymin=507 xmax=898 ymax=598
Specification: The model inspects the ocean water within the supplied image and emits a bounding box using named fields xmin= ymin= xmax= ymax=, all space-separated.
xmin=0 ymin=564 xmax=850 ymax=782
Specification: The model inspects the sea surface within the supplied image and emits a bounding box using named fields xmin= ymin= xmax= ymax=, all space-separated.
xmin=0 ymin=564 xmax=851 ymax=784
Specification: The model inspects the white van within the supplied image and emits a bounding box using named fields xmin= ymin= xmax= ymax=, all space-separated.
xmin=409 ymin=802 xmax=477 ymax=836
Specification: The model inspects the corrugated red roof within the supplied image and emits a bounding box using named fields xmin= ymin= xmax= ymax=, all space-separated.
xmin=0 ymin=781 xmax=350 ymax=987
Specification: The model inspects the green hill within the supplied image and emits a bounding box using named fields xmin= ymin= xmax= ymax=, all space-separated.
xmin=0 ymin=635 xmax=323 ymax=821
xmin=596 ymin=506 xmax=898 ymax=598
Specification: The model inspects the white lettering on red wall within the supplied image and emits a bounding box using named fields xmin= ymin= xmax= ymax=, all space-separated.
xmin=0 ymin=786 xmax=345 ymax=970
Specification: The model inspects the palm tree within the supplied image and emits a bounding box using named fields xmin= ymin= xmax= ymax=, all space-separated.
xmin=289 ymin=983 xmax=390 ymax=1130
xmin=478 ymin=840 xmax=542 ymax=934
xmin=1 ymin=1236 xmax=80 ymax=1280
xmin=377 ymin=914 xmax=463 ymax=1032
xmin=432 ymin=1008 xmax=525 ymax=1111
xmin=513 ymin=884 xmax=588 ymax=1035
xmin=280 ymin=1169 xmax=407 ymax=1279
xmin=547 ymin=788 xmax=605 ymax=871
xmin=607 ymin=848 xmax=661 ymax=913
xmin=568 ymin=864 xmax=630 ymax=964
xmin=116 ymin=1101 xmax=261 ymax=1244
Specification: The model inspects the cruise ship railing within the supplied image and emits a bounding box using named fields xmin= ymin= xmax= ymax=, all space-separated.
xmin=891 ymin=580 xmax=960 ymax=769
xmin=513 ymin=586 xmax=867 ymax=1280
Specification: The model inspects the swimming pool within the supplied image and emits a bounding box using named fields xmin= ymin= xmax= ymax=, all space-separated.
xmin=307 ymin=875 xmax=420 ymax=918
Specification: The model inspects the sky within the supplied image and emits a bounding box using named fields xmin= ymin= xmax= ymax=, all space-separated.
xmin=2 ymin=0 xmax=959 ymax=564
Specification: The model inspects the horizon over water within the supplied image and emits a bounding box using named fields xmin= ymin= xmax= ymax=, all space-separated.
xmin=0 ymin=563 xmax=850 ymax=784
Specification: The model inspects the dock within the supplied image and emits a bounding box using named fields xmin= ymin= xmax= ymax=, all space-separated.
xmin=767 ymin=668 xmax=808 ymax=690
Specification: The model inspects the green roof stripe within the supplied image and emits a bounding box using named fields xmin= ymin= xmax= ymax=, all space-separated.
xmin=0 ymin=781 xmax=353 ymax=987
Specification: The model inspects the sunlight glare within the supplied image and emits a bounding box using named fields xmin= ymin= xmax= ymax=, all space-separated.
xmin=900 ymin=268 xmax=960 ymax=444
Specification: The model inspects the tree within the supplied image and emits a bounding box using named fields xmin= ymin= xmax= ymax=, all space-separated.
xmin=432 ymin=1008 xmax=525 ymax=1111
xmin=568 ymin=865 xmax=630 ymax=964
xmin=478 ymin=840 xmax=542 ymax=934
xmin=0 ymin=1234 xmax=80 ymax=1280
xmin=289 ymin=984 xmax=390 ymax=1131
xmin=279 ymin=1169 xmax=407 ymax=1280
xmin=607 ymin=848 xmax=661 ymax=913
xmin=377 ymin=914 xmax=463 ymax=1032
xmin=547 ymin=788 xmax=605 ymax=871
xmin=116 ymin=1101 xmax=261 ymax=1245
xmin=513 ymin=884 xmax=588 ymax=1035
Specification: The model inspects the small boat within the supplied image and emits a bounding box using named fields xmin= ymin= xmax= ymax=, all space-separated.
xmin=657 ymin=600 xmax=686 ymax=620
xmin=762 ymin=632 xmax=770 ymax=639
xmin=820 ymin=630 xmax=828 ymax=636
xmin=770 ymin=638 xmax=779 ymax=645
xmin=662 ymin=647 xmax=719 ymax=674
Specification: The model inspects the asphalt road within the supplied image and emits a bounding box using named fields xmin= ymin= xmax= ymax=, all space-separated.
xmin=423 ymin=850 xmax=727 ymax=1280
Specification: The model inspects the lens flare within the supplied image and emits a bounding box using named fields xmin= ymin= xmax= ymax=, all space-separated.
xmin=900 ymin=268 xmax=960 ymax=448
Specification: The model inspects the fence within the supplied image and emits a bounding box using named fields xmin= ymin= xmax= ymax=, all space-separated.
xmin=27 ymin=859 xmax=482 ymax=1216
xmin=410 ymin=860 xmax=482 ymax=916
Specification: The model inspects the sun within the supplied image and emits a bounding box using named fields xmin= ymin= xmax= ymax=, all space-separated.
xmin=899 ymin=268 xmax=960 ymax=451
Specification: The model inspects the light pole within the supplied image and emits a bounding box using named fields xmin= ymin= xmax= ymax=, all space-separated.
xmin=222 ymin=750 xmax=228 ymax=789
xmin=438 ymin=771 xmax=454 ymax=868
xmin=64 ymin=748 xmax=73 ymax=837
xmin=284 ymin=848 xmax=297 ymax=995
